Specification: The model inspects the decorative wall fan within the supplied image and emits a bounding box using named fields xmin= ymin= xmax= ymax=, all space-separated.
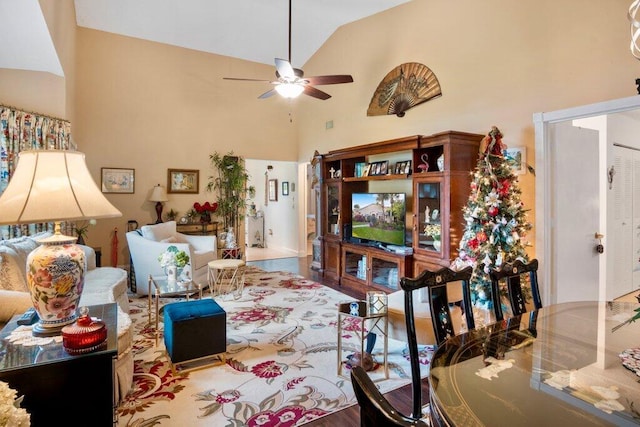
xmin=223 ymin=0 xmax=353 ymax=100
xmin=367 ymin=63 xmax=442 ymax=117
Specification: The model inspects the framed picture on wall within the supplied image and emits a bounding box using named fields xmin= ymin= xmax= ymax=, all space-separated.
xmin=282 ymin=181 xmax=289 ymax=196
xmin=101 ymin=168 xmax=135 ymax=193
xmin=504 ymin=147 xmax=526 ymax=175
xmin=168 ymin=169 xmax=199 ymax=193
xmin=268 ymin=179 xmax=278 ymax=201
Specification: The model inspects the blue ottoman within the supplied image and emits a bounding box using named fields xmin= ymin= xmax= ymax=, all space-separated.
xmin=163 ymin=299 xmax=226 ymax=366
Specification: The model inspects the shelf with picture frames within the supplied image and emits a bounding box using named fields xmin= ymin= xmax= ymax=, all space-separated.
xmin=319 ymin=131 xmax=483 ymax=291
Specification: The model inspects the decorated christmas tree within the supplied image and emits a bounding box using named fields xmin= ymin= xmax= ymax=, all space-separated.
xmin=453 ymin=126 xmax=532 ymax=309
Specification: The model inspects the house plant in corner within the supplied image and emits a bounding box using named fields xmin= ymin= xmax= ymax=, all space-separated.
xmin=207 ymin=151 xmax=251 ymax=250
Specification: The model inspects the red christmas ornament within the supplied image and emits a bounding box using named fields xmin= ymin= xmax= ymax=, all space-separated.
xmin=498 ymin=179 xmax=510 ymax=196
xmin=468 ymin=238 xmax=479 ymax=250
xmin=488 ymin=206 xmax=499 ymax=216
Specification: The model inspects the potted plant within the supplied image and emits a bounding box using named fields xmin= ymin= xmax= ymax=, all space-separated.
xmin=166 ymin=209 xmax=178 ymax=222
xmin=207 ymin=151 xmax=250 ymax=244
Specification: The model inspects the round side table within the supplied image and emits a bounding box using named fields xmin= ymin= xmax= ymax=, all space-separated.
xmin=207 ymin=259 xmax=245 ymax=300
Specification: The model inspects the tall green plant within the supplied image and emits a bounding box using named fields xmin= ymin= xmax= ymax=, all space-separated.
xmin=207 ymin=152 xmax=250 ymax=239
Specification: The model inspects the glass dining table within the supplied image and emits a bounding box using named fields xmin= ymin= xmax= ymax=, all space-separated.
xmin=429 ymin=301 xmax=640 ymax=426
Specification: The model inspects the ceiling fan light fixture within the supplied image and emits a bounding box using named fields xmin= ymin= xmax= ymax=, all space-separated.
xmin=275 ymin=82 xmax=304 ymax=98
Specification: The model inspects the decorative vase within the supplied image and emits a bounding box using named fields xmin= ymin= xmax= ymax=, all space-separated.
xmin=437 ymin=153 xmax=445 ymax=171
xmin=225 ymin=227 xmax=237 ymax=249
xmin=166 ymin=265 xmax=177 ymax=283
xmin=26 ymin=239 xmax=86 ymax=336
xmin=433 ymin=240 xmax=441 ymax=251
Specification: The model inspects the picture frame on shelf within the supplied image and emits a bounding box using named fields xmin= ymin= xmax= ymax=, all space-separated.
xmin=282 ymin=181 xmax=289 ymax=196
xmin=363 ymin=163 xmax=372 ymax=177
xmin=504 ymin=147 xmax=526 ymax=175
xmin=394 ymin=162 xmax=402 ymax=175
xmin=101 ymin=167 xmax=135 ymax=193
xmin=168 ymin=169 xmax=199 ymax=193
xmin=404 ymin=160 xmax=412 ymax=174
xmin=268 ymin=179 xmax=278 ymax=201
xmin=380 ymin=160 xmax=389 ymax=175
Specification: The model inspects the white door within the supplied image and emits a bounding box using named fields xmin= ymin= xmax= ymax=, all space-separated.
xmin=609 ymin=145 xmax=633 ymax=299
xmin=609 ymin=145 xmax=640 ymax=299
xmin=550 ymin=120 xmax=601 ymax=303
xmin=536 ymin=95 xmax=640 ymax=305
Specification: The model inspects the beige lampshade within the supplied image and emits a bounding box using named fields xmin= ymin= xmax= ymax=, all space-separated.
xmin=149 ymin=184 xmax=168 ymax=202
xmin=0 ymin=150 xmax=122 ymax=225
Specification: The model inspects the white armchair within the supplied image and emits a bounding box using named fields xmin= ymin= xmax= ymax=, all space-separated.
xmin=126 ymin=221 xmax=217 ymax=295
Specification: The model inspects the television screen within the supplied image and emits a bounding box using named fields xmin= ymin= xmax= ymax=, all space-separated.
xmin=351 ymin=193 xmax=406 ymax=246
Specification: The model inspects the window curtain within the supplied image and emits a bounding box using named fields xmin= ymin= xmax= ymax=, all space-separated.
xmin=0 ymin=105 xmax=74 ymax=239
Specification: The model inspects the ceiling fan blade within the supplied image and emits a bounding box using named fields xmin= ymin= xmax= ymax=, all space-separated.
xmin=258 ymin=89 xmax=278 ymax=99
xmin=275 ymin=58 xmax=295 ymax=79
xmin=223 ymin=77 xmax=271 ymax=82
xmin=303 ymin=85 xmax=331 ymax=100
xmin=305 ymin=75 xmax=354 ymax=85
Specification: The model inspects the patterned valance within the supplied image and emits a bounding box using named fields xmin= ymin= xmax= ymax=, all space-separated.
xmin=0 ymin=105 xmax=75 ymax=239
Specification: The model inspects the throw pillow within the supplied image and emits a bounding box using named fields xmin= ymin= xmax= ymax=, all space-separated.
xmin=161 ymin=236 xmax=177 ymax=243
xmin=0 ymin=246 xmax=28 ymax=292
xmin=141 ymin=221 xmax=177 ymax=241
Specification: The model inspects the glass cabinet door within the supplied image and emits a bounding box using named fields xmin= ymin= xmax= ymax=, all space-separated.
xmin=343 ymin=248 xmax=367 ymax=282
xmin=415 ymin=179 xmax=443 ymax=253
xmin=371 ymin=256 xmax=399 ymax=291
xmin=325 ymin=182 xmax=340 ymax=237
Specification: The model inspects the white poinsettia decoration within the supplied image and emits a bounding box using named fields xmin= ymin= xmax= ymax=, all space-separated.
xmin=0 ymin=381 xmax=30 ymax=426
xmin=484 ymin=189 xmax=501 ymax=206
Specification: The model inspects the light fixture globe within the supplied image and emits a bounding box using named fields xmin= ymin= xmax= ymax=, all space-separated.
xmin=0 ymin=150 xmax=122 ymax=336
xmin=275 ymin=82 xmax=304 ymax=98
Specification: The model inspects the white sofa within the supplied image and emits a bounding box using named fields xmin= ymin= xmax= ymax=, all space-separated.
xmin=0 ymin=232 xmax=133 ymax=402
xmin=126 ymin=221 xmax=217 ymax=295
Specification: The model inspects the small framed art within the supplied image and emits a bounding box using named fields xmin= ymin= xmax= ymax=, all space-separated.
xmin=268 ymin=179 xmax=278 ymax=201
xmin=504 ymin=147 xmax=526 ymax=175
xmin=282 ymin=181 xmax=289 ymax=196
xmin=168 ymin=169 xmax=199 ymax=193
xmin=101 ymin=168 xmax=135 ymax=193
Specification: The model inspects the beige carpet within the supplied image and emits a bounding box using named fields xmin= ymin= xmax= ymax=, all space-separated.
xmin=116 ymin=267 xmax=431 ymax=426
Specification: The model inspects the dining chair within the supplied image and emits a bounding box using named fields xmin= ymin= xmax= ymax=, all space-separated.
xmin=488 ymin=258 xmax=541 ymax=322
xmin=350 ymin=365 xmax=428 ymax=427
xmin=400 ymin=266 xmax=474 ymax=419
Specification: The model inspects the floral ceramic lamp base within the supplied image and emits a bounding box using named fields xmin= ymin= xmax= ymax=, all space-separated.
xmin=27 ymin=235 xmax=85 ymax=337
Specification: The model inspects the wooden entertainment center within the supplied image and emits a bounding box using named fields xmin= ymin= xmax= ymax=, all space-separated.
xmin=319 ymin=131 xmax=482 ymax=294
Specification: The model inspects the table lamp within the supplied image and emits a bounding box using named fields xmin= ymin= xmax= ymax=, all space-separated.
xmin=149 ymin=184 xmax=168 ymax=224
xmin=0 ymin=150 xmax=121 ymax=336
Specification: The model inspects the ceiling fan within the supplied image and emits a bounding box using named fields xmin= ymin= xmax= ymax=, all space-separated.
xmin=223 ymin=0 xmax=353 ymax=100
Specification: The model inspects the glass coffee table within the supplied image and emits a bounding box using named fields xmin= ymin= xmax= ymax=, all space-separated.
xmin=148 ymin=275 xmax=205 ymax=345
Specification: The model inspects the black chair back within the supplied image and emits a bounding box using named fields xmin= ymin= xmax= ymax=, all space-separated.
xmin=489 ymin=258 xmax=541 ymax=322
xmin=399 ymin=266 xmax=473 ymax=418
xmin=350 ymin=365 xmax=428 ymax=427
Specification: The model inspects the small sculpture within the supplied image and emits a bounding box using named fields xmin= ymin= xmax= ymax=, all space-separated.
xmin=417 ymin=153 xmax=429 ymax=172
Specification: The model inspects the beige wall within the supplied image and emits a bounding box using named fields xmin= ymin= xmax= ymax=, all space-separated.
xmin=39 ymin=0 xmax=76 ymax=123
xmin=73 ymin=28 xmax=298 ymax=265
xmin=295 ymin=0 xmax=640 ymax=257
xmin=2 ymin=0 xmax=639 ymax=267
xmin=0 ymin=69 xmax=65 ymax=118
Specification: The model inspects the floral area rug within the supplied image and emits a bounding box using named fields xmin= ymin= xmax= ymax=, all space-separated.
xmin=117 ymin=267 xmax=432 ymax=426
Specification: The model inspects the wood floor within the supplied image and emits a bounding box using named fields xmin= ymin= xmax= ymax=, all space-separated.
xmin=247 ymin=256 xmax=429 ymax=426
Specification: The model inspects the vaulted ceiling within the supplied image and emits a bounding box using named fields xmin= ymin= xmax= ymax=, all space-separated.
xmin=0 ymin=0 xmax=411 ymax=77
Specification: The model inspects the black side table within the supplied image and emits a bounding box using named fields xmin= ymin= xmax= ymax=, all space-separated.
xmin=0 ymin=303 xmax=118 ymax=426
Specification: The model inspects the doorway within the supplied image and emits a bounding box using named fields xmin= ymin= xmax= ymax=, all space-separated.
xmin=244 ymin=159 xmax=301 ymax=261
xmin=535 ymin=95 xmax=640 ymax=304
